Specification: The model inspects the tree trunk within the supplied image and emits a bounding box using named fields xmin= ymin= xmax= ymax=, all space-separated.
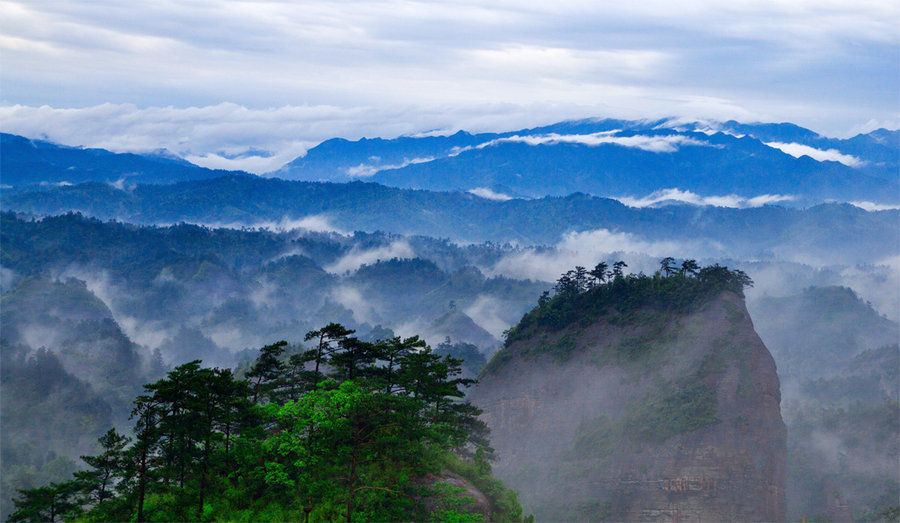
xmin=137 ymin=444 xmax=147 ymax=523
xmin=346 ymin=414 xmax=361 ymax=522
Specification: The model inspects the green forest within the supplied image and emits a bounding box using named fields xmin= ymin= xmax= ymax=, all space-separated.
xmin=7 ymin=325 xmax=525 ymax=522
xmin=501 ymin=258 xmax=752 ymax=349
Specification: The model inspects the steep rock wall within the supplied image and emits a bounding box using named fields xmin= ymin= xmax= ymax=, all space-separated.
xmin=471 ymin=292 xmax=786 ymax=521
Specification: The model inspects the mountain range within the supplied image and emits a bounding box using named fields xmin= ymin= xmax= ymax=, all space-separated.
xmin=4 ymin=175 xmax=896 ymax=266
xmin=275 ymin=118 xmax=899 ymax=205
xmin=0 ymin=133 xmax=235 ymax=188
xmin=3 ymin=118 xmax=898 ymax=206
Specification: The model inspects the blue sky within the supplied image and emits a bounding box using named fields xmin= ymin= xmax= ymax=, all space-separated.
xmin=1 ymin=0 xmax=897 ymax=173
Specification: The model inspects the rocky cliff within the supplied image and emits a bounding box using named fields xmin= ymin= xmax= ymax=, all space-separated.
xmin=470 ymin=289 xmax=786 ymax=521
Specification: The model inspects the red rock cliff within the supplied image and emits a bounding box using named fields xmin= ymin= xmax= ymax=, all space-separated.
xmin=470 ymin=291 xmax=786 ymax=521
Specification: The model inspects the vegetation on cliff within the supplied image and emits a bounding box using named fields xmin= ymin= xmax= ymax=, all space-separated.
xmin=8 ymin=325 xmax=523 ymax=522
xmin=489 ymin=258 xmax=752 ymax=374
xmin=472 ymin=259 xmax=788 ymax=522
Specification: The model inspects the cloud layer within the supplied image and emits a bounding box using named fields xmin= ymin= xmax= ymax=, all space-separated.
xmin=478 ymin=131 xmax=712 ymax=153
xmin=485 ymin=228 xmax=692 ymax=282
xmin=325 ymin=241 xmax=416 ymax=274
xmin=616 ymin=188 xmax=795 ymax=208
xmin=765 ymin=142 xmax=864 ymax=167
xmin=1 ymin=0 xmax=897 ymax=168
xmin=468 ymin=187 xmax=515 ymax=201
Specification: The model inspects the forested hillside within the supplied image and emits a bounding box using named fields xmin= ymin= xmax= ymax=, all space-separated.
xmin=0 ymin=212 xmax=545 ymax=361
xmin=7 ymin=326 xmax=526 ymax=522
xmin=4 ymin=176 xmax=898 ymax=265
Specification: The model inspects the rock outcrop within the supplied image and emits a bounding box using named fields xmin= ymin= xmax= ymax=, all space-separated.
xmin=471 ymin=291 xmax=786 ymax=521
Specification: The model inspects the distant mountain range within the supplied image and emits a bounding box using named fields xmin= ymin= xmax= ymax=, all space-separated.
xmin=2 ymin=117 xmax=897 ymax=205
xmin=3 ymin=175 xmax=897 ymax=265
xmin=0 ymin=133 xmax=236 ymax=188
xmin=274 ymin=118 xmax=899 ymax=204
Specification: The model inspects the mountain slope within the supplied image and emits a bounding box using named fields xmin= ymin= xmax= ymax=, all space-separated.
xmin=470 ymin=271 xmax=786 ymax=521
xmin=273 ymin=130 xmax=496 ymax=182
xmin=273 ymin=118 xmax=899 ymax=204
xmin=3 ymin=176 xmax=898 ymax=265
xmin=370 ymin=129 xmax=894 ymax=203
xmin=749 ymin=286 xmax=899 ymax=382
xmin=0 ymin=133 xmax=233 ymax=187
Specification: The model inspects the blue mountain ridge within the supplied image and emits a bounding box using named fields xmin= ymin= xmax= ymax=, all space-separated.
xmin=2 ymin=117 xmax=898 ymax=204
xmin=0 ymin=133 xmax=238 ymax=188
xmin=274 ymin=118 xmax=899 ymax=204
xmin=3 ymin=175 xmax=896 ymax=265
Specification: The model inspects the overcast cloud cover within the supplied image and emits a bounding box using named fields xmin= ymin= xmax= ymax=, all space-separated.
xmin=1 ymin=0 xmax=898 ymax=173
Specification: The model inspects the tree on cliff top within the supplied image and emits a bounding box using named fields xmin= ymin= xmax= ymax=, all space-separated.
xmin=504 ymin=258 xmax=753 ymax=346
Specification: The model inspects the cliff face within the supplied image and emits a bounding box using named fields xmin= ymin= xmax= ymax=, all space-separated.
xmin=470 ymin=291 xmax=786 ymax=521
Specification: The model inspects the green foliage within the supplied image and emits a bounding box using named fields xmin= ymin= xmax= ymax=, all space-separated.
xmin=428 ymin=483 xmax=485 ymax=522
xmin=440 ymin=451 xmax=528 ymax=523
xmin=623 ymin=382 xmax=720 ymax=442
xmin=9 ymin=324 xmax=515 ymax=522
xmin=519 ymin=334 xmax=580 ymax=363
xmin=434 ymin=339 xmax=487 ymax=378
xmin=569 ymin=416 xmax=618 ymax=460
xmin=497 ymin=259 xmax=753 ymax=371
xmin=7 ymin=480 xmax=83 ymax=523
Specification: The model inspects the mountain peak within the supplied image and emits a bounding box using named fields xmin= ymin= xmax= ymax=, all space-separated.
xmin=472 ymin=266 xmax=785 ymax=521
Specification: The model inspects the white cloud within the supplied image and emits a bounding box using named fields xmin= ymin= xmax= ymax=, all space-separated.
xmin=0 ymin=266 xmax=19 ymax=294
xmin=850 ymin=201 xmax=900 ymax=211
xmin=478 ymin=131 xmax=712 ymax=153
xmin=463 ymin=295 xmax=512 ymax=340
xmin=325 ymin=241 xmax=416 ymax=274
xmin=845 ymin=118 xmax=900 ymax=138
xmin=254 ymin=215 xmax=346 ymax=234
xmin=839 ymin=256 xmax=900 ymax=322
xmin=616 ymin=188 xmax=795 ymax=208
xmin=331 ymin=285 xmax=378 ymax=324
xmin=345 ymin=156 xmax=435 ymax=178
xmin=0 ymin=103 xmax=648 ymax=174
xmin=468 ymin=187 xmax=514 ymax=201
xmin=190 ymin=215 xmax=347 ymax=235
xmin=1 ymin=0 xmax=897 ymax=149
xmin=765 ymin=142 xmax=864 ymax=167
xmin=108 ymin=177 xmax=136 ymax=192
xmin=485 ymin=228 xmax=689 ymax=282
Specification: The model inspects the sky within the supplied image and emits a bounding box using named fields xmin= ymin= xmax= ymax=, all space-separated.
xmin=1 ymin=0 xmax=898 ymax=173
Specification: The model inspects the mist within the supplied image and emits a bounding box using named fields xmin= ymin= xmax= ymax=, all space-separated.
xmin=2 ymin=207 xmax=897 ymax=520
xmin=326 ymin=240 xmax=416 ymax=274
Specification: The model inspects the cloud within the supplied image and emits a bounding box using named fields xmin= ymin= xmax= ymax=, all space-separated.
xmin=188 ymin=215 xmax=347 ymax=235
xmin=468 ymin=187 xmax=514 ymax=201
xmin=765 ymin=142 xmax=864 ymax=167
xmin=463 ymin=295 xmax=514 ymax=340
xmin=845 ymin=118 xmax=900 ymax=138
xmin=251 ymin=216 xmax=347 ymax=235
xmin=325 ymin=240 xmax=415 ymax=274
xmin=0 ymin=266 xmax=19 ymax=294
xmin=478 ymin=131 xmax=712 ymax=153
xmin=108 ymin=177 xmax=136 ymax=192
xmin=616 ymin=188 xmax=795 ymax=208
xmin=484 ymin=228 xmax=690 ymax=282
xmin=345 ymin=156 xmax=435 ymax=178
xmin=850 ymin=201 xmax=900 ymax=212
xmin=1 ymin=0 xmax=897 ymax=152
xmin=331 ymin=285 xmax=378 ymax=324
xmin=839 ymin=256 xmax=900 ymax=321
